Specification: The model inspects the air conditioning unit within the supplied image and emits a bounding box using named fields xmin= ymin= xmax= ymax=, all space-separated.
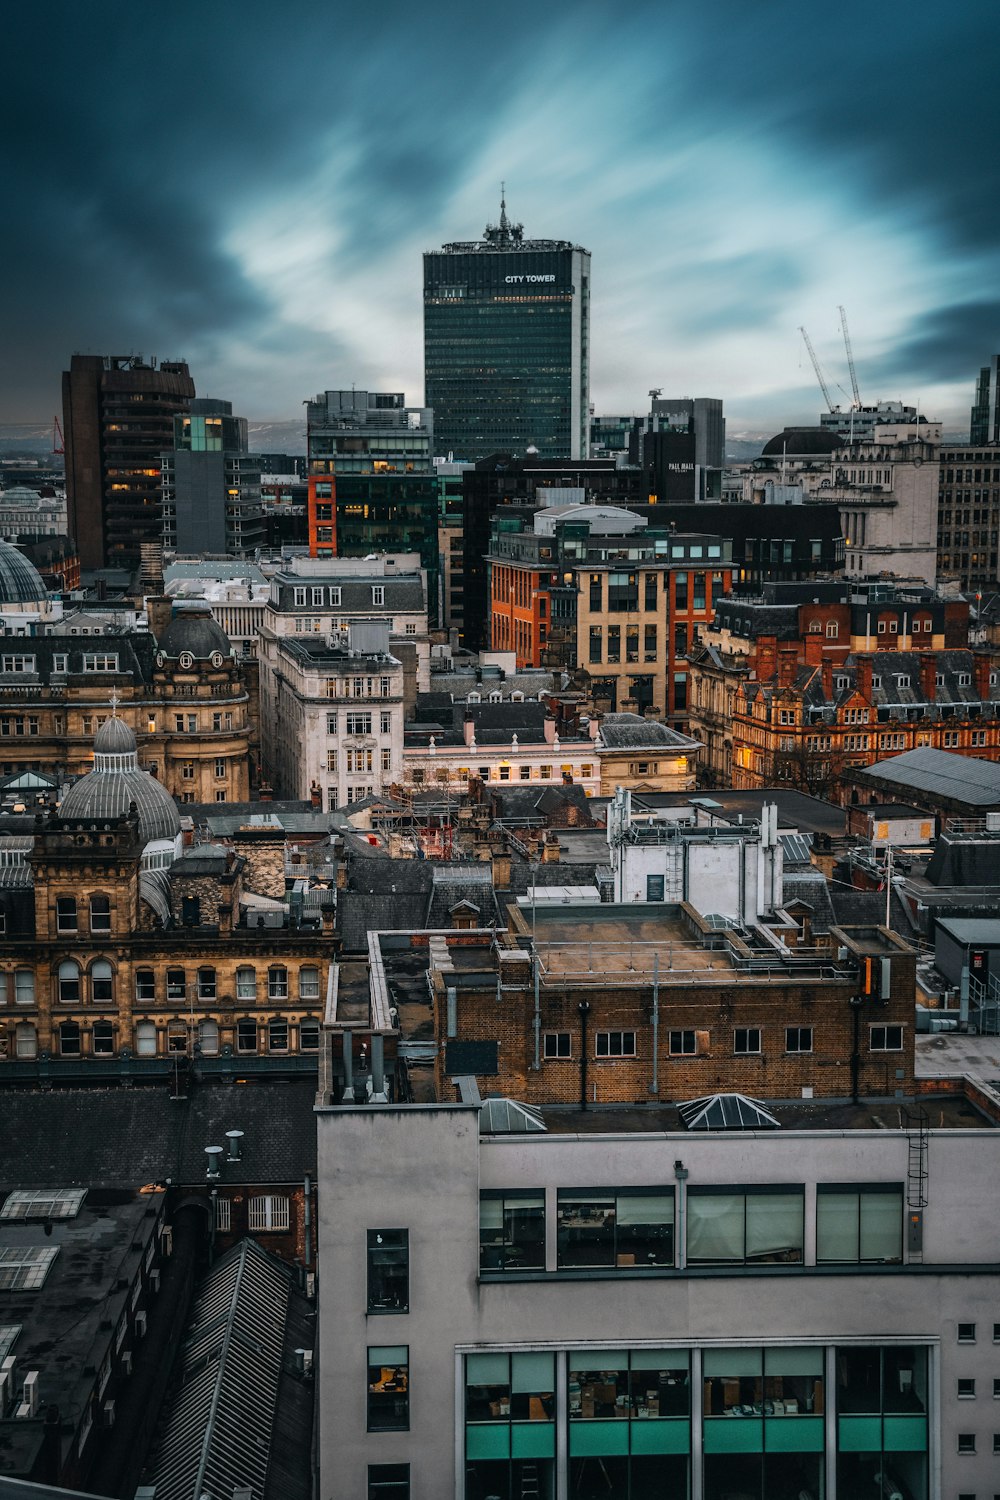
xmin=121 ymin=1350 xmax=132 ymax=1376
xmin=135 ymin=1310 xmax=147 ymax=1339
xmin=103 ymin=1398 xmax=116 ymax=1428
xmin=150 ymin=1269 xmax=161 ymax=1294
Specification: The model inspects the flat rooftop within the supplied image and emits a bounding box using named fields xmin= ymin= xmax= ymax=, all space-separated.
xmin=527 ymin=1094 xmax=996 ymax=1134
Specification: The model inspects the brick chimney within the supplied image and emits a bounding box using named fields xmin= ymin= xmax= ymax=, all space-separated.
xmin=803 ymin=631 xmax=824 ymax=669
xmin=755 ymin=635 xmax=778 ymax=683
xmin=541 ymin=831 xmax=561 ymax=863
xmin=973 ymin=653 xmax=992 ymax=702
xmin=463 ymin=715 xmax=477 ymax=747
xmin=310 ymin=780 xmax=322 ymax=810
xmin=146 ymin=595 xmax=174 ymax=643
xmin=821 ymin=659 xmax=834 ymax=700
xmin=777 ymin=643 xmax=799 ymax=688
xmin=919 ymin=653 xmax=937 ymax=703
xmin=854 ymin=658 xmax=873 ymax=701
xmin=544 ymin=715 xmax=557 ymax=744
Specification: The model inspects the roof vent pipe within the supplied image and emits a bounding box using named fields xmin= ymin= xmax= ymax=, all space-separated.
xmin=205 ymin=1145 xmax=223 ymax=1179
xmin=225 ymin=1130 xmax=244 ymax=1163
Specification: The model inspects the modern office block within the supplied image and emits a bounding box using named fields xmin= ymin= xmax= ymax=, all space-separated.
xmin=424 ymin=198 xmax=590 ymax=461
xmin=161 ymin=398 xmax=264 ymax=556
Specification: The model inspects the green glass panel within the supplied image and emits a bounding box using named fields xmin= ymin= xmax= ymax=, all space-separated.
xmin=765 ymin=1416 xmax=825 ymax=1452
xmin=630 ymin=1418 xmax=690 ymax=1455
xmin=569 ymin=1420 xmax=630 ymax=1457
xmin=466 ymin=1423 xmax=510 ymax=1460
xmin=703 ymin=1417 xmax=764 ymax=1453
xmin=512 ymin=1421 xmax=555 ymax=1459
xmin=883 ymin=1415 xmax=927 ymax=1451
xmin=838 ymin=1415 xmax=882 ymax=1451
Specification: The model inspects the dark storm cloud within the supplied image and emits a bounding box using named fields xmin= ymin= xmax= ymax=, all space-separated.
xmin=1 ymin=0 xmax=997 ymax=424
xmin=864 ymin=302 xmax=1000 ymax=388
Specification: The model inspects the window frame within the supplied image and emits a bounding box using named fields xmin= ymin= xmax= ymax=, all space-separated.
xmin=595 ymin=1030 xmax=636 ymax=1058
xmin=543 ymin=1031 xmax=572 ymax=1059
xmin=367 ymin=1229 xmax=409 ymax=1314
xmin=367 ymin=1344 xmax=409 ymax=1433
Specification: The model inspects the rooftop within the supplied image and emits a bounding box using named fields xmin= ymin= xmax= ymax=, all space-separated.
xmin=853 ymin=748 xmax=1000 ymax=808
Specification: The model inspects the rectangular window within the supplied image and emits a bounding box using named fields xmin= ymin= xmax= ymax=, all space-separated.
xmin=957 ymin=1433 xmax=976 ymax=1453
xmin=248 ymin=1195 xmax=290 ymax=1232
xmin=816 ymin=1185 xmax=903 ymax=1264
xmin=596 ymin=1030 xmax=636 ymax=1057
xmin=557 ymin=1189 xmax=675 ymax=1269
xmin=870 ymin=1025 xmax=903 ymax=1051
xmin=607 ymin=625 xmax=620 ymax=662
xmin=479 ymin=1192 xmax=545 ymax=1272
xmin=734 ymin=1027 xmax=761 ymax=1054
xmin=367 ymin=1345 xmax=409 ymax=1431
xmin=237 ymin=1018 xmax=257 ymax=1053
xmin=367 ymin=1464 xmax=409 ymax=1500
xmin=298 ymin=966 xmax=320 ymax=1000
xmin=785 ymin=1026 xmax=813 ymax=1053
xmin=300 ymin=1019 xmax=320 ymax=1051
xmin=367 ymin=1229 xmax=408 ymax=1313
xmin=346 ymin=712 xmax=372 ymax=735
xmin=543 ymin=1031 xmax=571 ymax=1059
xmin=957 ymin=1378 xmax=976 ymax=1398
xmin=56 ymin=896 xmax=77 ymax=933
xmin=687 ymin=1187 xmax=804 ymax=1265
xmin=958 ymin=1323 xmax=977 ymax=1343
xmin=669 ymin=1029 xmax=696 ymax=1055
xmin=380 ymin=710 xmax=392 ymax=735
xmin=371 ymin=586 xmax=385 ymax=606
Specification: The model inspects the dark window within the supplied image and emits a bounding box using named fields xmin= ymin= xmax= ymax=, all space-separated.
xmin=92 ymin=1021 xmax=114 ymax=1055
xmin=59 ymin=1021 xmax=81 ymax=1056
xmin=181 ymin=896 xmax=200 ymax=926
xmin=300 ymin=1020 xmax=320 ymax=1051
xmin=480 ymin=1192 xmax=545 ymax=1272
xmin=596 ymin=1031 xmax=636 ymax=1057
xmin=89 ymin=894 xmax=111 ymax=933
xmin=669 ymin=1030 xmax=696 ymax=1056
xmin=91 ymin=960 xmax=113 ymax=1003
xmin=58 ymin=961 xmax=80 ymax=1004
xmin=870 ymin=1024 xmax=903 ymax=1051
xmin=785 ymin=1026 xmax=813 ymax=1053
xmin=56 ymin=896 xmax=77 ymax=933
xmin=557 ymin=1189 xmax=674 ymax=1269
xmin=198 ymin=968 xmax=216 ymax=1000
xmin=367 ymin=1346 xmax=409 ymax=1431
xmin=367 ymin=1466 xmax=409 ymax=1500
xmin=367 ymin=1230 xmax=409 ymax=1313
xmin=166 ymin=968 xmax=186 ymax=1001
xmin=958 ymin=1378 xmax=976 ymax=1398
xmin=958 ymin=1323 xmax=977 ymax=1343
xmin=543 ymin=1031 xmax=571 ymax=1059
xmin=734 ymin=1027 xmax=761 ymax=1054
xmin=237 ymin=1019 xmax=257 ymax=1053
xmin=957 ymin=1433 xmax=975 ymax=1453
xmin=135 ymin=969 xmax=156 ymax=1002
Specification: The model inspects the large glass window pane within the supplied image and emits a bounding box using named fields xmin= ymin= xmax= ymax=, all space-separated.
xmin=367 ymin=1464 xmax=409 ymax=1500
xmin=558 ymin=1193 xmax=615 ymax=1268
xmin=704 ymin=1348 xmax=763 ymax=1415
xmin=883 ymin=1346 xmax=927 ymax=1415
xmin=745 ymin=1192 xmax=803 ymax=1264
xmin=687 ymin=1192 xmax=744 ymax=1263
xmin=816 ymin=1190 xmax=858 ymax=1261
xmin=511 ymin=1352 xmax=554 ymax=1421
xmin=630 ymin=1349 xmax=690 ymax=1417
xmin=569 ymin=1356 xmax=629 ymax=1420
xmin=367 ymin=1229 xmax=408 ymax=1313
xmin=835 ymin=1347 xmax=881 ymax=1414
xmin=570 ymin=1456 xmax=627 ymax=1498
xmin=704 ymin=1454 xmax=762 ymax=1498
xmin=764 ymin=1347 xmax=824 ymax=1416
xmin=467 ymin=1353 xmax=511 ymax=1423
xmin=480 ymin=1193 xmax=545 ymax=1272
xmin=616 ymin=1192 xmax=674 ymax=1268
xmin=859 ymin=1191 xmax=903 ymax=1263
xmin=367 ymin=1345 xmax=408 ymax=1431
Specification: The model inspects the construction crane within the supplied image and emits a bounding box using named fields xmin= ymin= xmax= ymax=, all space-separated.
xmin=52 ymin=416 xmax=65 ymax=455
xmin=838 ymin=305 xmax=862 ymax=409
xmin=798 ymin=326 xmax=836 ymax=413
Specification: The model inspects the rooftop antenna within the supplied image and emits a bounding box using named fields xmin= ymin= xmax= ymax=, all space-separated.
xmin=500 ymin=181 xmax=508 ymax=235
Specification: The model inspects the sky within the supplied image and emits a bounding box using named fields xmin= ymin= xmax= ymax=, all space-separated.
xmin=2 ymin=0 xmax=998 ymax=437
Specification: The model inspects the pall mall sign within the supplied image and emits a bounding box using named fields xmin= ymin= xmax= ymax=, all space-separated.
xmin=504 ymin=274 xmax=556 ymax=284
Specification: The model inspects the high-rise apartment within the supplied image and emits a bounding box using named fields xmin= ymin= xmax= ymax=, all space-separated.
xmin=62 ymin=353 xmax=195 ymax=569
xmin=424 ymin=198 xmax=590 ymax=461
xmin=969 ymin=355 xmax=999 ymax=445
xmin=161 ymin=398 xmax=264 ymax=556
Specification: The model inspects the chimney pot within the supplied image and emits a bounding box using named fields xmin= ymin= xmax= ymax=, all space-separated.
xmin=225 ymin=1129 xmax=244 ymax=1162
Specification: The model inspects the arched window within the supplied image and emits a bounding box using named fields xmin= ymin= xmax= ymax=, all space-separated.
xmin=135 ymin=1022 xmax=157 ymax=1057
xmin=135 ymin=969 xmax=156 ymax=1003
xmin=826 ymin=622 xmax=839 ymax=639
xmin=89 ymin=894 xmax=111 ymax=934
xmin=59 ymin=1021 xmax=81 ymax=1056
xmin=58 ymin=961 xmax=81 ymax=1004
xmin=809 ymin=620 xmax=821 ymax=633
xmin=198 ymin=1019 xmax=219 ymax=1056
xmin=268 ymin=967 xmax=289 ymax=1001
xmin=91 ymin=960 xmax=113 ymax=1004
xmin=92 ymin=1021 xmax=114 ymax=1055
xmin=298 ymin=967 xmax=320 ymax=1001
xmin=15 ymin=1023 xmax=37 ymax=1059
xmin=14 ymin=971 xmax=34 ymax=1006
xmin=236 ymin=967 xmax=257 ymax=1002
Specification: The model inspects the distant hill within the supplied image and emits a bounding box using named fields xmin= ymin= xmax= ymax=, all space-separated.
xmin=247 ymin=419 xmax=307 ymax=454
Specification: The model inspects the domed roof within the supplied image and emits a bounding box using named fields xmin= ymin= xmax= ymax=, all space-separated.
xmin=760 ymin=427 xmax=846 ymax=458
xmin=156 ymin=604 xmax=234 ymax=662
xmin=60 ymin=717 xmax=181 ymax=846
xmin=0 ymin=540 xmax=48 ymax=604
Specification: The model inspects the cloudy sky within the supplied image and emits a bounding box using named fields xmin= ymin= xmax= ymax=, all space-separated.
xmin=2 ymin=0 xmax=997 ymax=436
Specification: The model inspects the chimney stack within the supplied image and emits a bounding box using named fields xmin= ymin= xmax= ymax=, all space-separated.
xmin=754 ymin=635 xmax=778 ymax=683
xmin=803 ymin=631 xmax=824 ymax=669
xmin=146 ymin=595 xmax=174 ymax=644
xmin=777 ymin=644 xmax=799 ymax=688
xmin=225 ymin=1129 xmax=244 ymax=1163
xmin=973 ymin=653 xmax=992 ymax=702
xmin=854 ymin=658 xmax=873 ymax=701
xmin=919 ymin=653 xmax=937 ymax=703
xmin=820 ymin=659 xmax=834 ymax=700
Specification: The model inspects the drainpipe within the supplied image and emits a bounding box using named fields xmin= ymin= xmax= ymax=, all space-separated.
xmin=849 ymin=994 xmax=863 ymax=1103
xmin=959 ymin=966 xmax=970 ymax=1031
xmin=532 ymin=956 xmax=541 ymax=1070
xmin=578 ymin=1001 xmax=590 ymax=1111
xmin=342 ymin=1031 xmax=355 ymax=1102
xmin=371 ymin=1035 xmax=387 ymax=1102
xmin=650 ymin=953 xmax=660 ymax=1096
xmin=303 ymin=1173 xmax=312 ymax=1272
xmin=673 ymin=1159 xmax=688 ymax=1270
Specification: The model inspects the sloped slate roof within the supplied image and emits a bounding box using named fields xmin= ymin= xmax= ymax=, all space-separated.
xmin=598 ymin=713 xmax=698 ymax=749
xmin=854 ymin=747 xmax=1000 ymax=807
xmin=143 ymin=1238 xmax=311 ymax=1500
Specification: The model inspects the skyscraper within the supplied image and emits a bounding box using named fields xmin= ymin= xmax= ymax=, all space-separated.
xmin=423 ymin=197 xmax=590 ymax=461
xmin=62 ymin=353 xmax=195 ymax=569
xmin=970 ymin=355 xmax=1000 ymax=445
xmin=160 ymin=398 xmax=264 ymax=556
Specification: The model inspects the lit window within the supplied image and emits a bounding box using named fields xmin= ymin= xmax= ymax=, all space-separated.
xmin=367 ymin=1345 xmax=409 ymax=1431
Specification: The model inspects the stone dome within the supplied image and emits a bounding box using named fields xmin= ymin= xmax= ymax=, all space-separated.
xmin=60 ymin=717 xmax=182 ymax=849
xmin=156 ymin=603 xmax=234 ymax=663
xmin=760 ymin=427 xmax=846 ymax=458
xmin=0 ymin=539 xmax=48 ymax=604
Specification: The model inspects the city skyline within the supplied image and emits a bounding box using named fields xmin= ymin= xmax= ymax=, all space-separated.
xmin=2 ymin=0 xmax=998 ymax=435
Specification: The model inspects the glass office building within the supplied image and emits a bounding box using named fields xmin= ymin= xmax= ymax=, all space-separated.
xmin=424 ymin=201 xmax=590 ymax=461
